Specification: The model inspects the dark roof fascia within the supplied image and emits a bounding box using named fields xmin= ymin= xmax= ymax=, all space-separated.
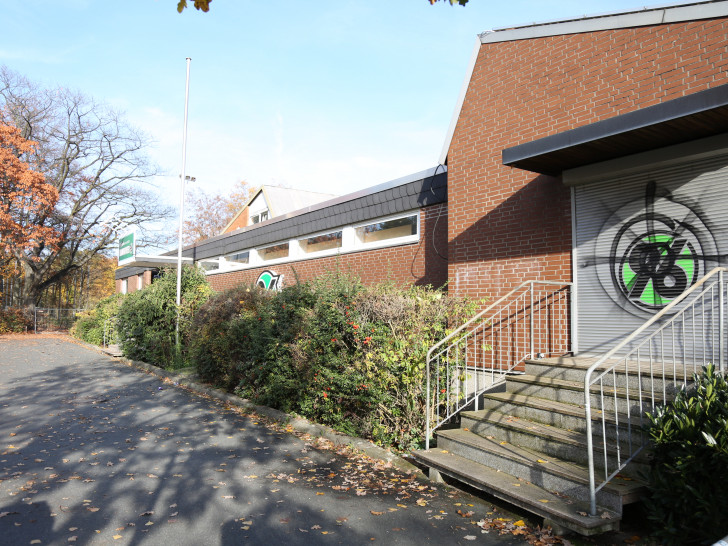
xmin=183 ymin=166 xmax=447 ymax=262
xmin=502 ymin=83 xmax=728 ymax=176
xmin=115 ymin=266 xmax=157 ymax=281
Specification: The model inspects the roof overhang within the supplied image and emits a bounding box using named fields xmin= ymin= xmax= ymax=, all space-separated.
xmin=117 ymin=256 xmax=192 ymax=269
xmin=502 ymin=83 xmax=728 ymax=176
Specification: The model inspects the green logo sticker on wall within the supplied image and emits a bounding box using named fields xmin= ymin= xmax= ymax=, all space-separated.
xmin=256 ymin=270 xmax=283 ymax=291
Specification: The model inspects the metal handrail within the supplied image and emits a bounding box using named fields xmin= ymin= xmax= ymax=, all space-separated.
xmin=103 ymin=316 xmax=118 ymax=347
xmin=425 ymin=280 xmax=572 ymax=449
xmin=584 ymin=266 xmax=728 ymax=515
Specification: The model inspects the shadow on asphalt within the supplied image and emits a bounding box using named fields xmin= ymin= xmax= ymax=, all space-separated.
xmin=0 ymin=337 xmax=528 ymax=545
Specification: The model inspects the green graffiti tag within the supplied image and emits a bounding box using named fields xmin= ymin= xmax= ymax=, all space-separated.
xmin=618 ymin=231 xmax=699 ymax=310
xmin=256 ymin=270 xmax=283 ymax=291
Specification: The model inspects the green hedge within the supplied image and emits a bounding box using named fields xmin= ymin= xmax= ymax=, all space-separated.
xmin=116 ymin=266 xmax=212 ymax=367
xmin=187 ymin=273 xmax=478 ymax=450
xmin=645 ymin=364 xmax=728 ymax=545
xmin=71 ymin=293 xmax=125 ymax=345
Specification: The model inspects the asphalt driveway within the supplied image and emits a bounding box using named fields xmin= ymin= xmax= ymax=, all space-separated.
xmin=0 ymin=335 xmax=539 ymax=545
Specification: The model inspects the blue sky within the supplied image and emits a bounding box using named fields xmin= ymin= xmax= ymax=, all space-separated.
xmin=1 ymin=0 xmax=686 ymax=209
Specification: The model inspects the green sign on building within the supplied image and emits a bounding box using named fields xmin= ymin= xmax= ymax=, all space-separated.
xmin=118 ymin=231 xmax=135 ymax=264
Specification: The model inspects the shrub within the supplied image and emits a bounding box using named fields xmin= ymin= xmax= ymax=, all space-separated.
xmin=71 ymin=293 xmax=125 ymax=345
xmin=0 ymin=307 xmax=32 ymax=334
xmin=187 ymin=283 xmax=275 ymax=388
xmin=645 ymin=364 xmax=728 ymax=545
xmin=116 ymin=266 xmax=212 ymax=367
xmin=187 ymin=272 xmax=478 ymax=450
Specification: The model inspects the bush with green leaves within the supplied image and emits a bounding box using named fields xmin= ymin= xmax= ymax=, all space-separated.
xmin=645 ymin=364 xmax=728 ymax=545
xmin=0 ymin=307 xmax=33 ymax=334
xmin=187 ymin=272 xmax=478 ymax=450
xmin=116 ymin=266 xmax=212 ymax=367
xmin=71 ymin=293 xmax=125 ymax=345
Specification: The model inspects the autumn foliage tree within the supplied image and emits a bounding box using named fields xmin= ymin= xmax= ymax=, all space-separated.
xmin=0 ymin=117 xmax=60 ymax=265
xmin=0 ymin=66 xmax=172 ymax=308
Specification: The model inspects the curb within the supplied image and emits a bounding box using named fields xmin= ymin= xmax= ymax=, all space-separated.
xmin=81 ymin=340 xmax=424 ymax=477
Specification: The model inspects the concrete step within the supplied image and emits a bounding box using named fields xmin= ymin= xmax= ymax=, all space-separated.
xmin=100 ymin=344 xmax=123 ymax=357
xmin=525 ymin=356 xmax=693 ymax=394
xmin=506 ymin=374 xmax=668 ymax=415
xmin=481 ymin=391 xmax=648 ymax=438
xmin=412 ymin=448 xmax=621 ymax=536
xmin=458 ymin=409 xmax=649 ymax=474
xmin=434 ymin=429 xmax=646 ymax=513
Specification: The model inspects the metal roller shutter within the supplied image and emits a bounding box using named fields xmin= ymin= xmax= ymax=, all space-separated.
xmin=574 ymin=152 xmax=728 ymax=354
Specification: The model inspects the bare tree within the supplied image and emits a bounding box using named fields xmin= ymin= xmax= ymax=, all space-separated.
xmin=183 ymin=179 xmax=256 ymax=245
xmin=0 ymin=66 xmax=173 ymax=307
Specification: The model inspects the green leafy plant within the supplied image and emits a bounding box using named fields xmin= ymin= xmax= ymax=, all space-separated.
xmin=116 ymin=266 xmax=212 ymax=368
xmin=645 ymin=364 xmax=728 ymax=545
xmin=71 ymin=293 xmax=125 ymax=345
xmin=186 ymin=272 xmax=478 ymax=451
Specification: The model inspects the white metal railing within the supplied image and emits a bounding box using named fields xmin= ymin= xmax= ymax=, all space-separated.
xmin=425 ymin=280 xmax=572 ymax=449
xmin=103 ymin=317 xmax=118 ymax=347
xmin=584 ymin=267 xmax=728 ymax=515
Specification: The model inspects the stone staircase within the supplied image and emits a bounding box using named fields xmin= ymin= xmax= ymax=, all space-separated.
xmin=412 ymin=355 xmax=684 ymax=536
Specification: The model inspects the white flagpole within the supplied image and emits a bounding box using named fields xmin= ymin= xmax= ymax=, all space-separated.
xmin=176 ymin=57 xmax=191 ymax=347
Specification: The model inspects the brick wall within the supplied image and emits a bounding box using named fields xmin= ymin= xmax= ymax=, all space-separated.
xmin=223 ymin=208 xmax=249 ymax=234
xmin=115 ymin=270 xmax=154 ymax=294
xmin=207 ymin=204 xmax=448 ymax=292
xmin=447 ymin=18 xmax=728 ymax=302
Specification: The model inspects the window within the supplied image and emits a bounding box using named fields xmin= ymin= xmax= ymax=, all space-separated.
xmin=121 ymin=279 xmax=128 ymax=294
xmin=198 ymin=260 xmax=220 ymax=271
xmin=137 ymin=275 xmax=143 ymax=290
xmin=226 ymin=251 xmax=249 ymax=264
xmin=299 ymin=231 xmax=342 ymax=254
xmin=259 ymin=242 xmax=289 ymax=261
xmin=251 ymin=210 xmax=269 ymax=224
xmin=355 ymin=215 xmax=417 ymax=245
xmin=198 ymin=210 xmax=420 ymax=276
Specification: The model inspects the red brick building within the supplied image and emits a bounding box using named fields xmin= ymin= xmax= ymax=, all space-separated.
xmin=117 ymin=167 xmax=448 ymax=292
xmin=117 ymin=1 xmax=728 ymax=353
xmin=441 ymin=1 xmax=728 ymax=352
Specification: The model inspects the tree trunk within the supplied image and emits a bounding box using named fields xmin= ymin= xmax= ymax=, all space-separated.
xmin=20 ymin=265 xmax=41 ymax=311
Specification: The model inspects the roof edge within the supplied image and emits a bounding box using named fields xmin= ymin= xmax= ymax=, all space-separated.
xmin=480 ymin=1 xmax=728 ymax=44
xmin=186 ymin=165 xmax=447 ymax=250
xmin=438 ymin=37 xmax=481 ymax=166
